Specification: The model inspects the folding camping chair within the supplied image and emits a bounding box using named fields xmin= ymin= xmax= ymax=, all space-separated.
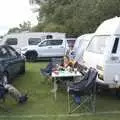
xmin=40 ymin=57 xmax=63 ymax=77
xmin=67 ymin=67 xmax=98 ymax=114
xmin=51 ymin=57 xmax=64 ymax=68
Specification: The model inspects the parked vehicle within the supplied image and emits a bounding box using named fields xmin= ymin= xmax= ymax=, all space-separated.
xmin=83 ymin=16 xmax=120 ymax=88
xmin=73 ymin=33 xmax=94 ymax=63
xmin=0 ymin=45 xmax=25 ymax=84
xmin=1 ymin=32 xmax=66 ymax=52
xmin=21 ymin=39 xmax=69 ymax=61
xmin=65 ymin=38 xmax=76 ymax=48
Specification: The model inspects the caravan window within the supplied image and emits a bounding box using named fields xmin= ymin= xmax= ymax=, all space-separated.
xmin=87 ymin=36 xmax=110 ymax=54
xmin=6 ymin=38 xmax=18 ymax=45
xmin=112 ymin=38 xmax=119 ymax=54
xmin=28 ymin=38 xmax=41 ymax=45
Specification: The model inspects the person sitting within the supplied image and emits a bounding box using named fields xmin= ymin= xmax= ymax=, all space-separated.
xmin=0 ymin=80 xmax=28 ymax=104
xmin=4 ymin=84 xmax=28 ymax=104
xmin=66 ymin=46 xmax=75 ymax=60
xmin=62 ymin=56 xmax=76 ymax=69
xmin=40 ymin=61 xmax=53 ymax=76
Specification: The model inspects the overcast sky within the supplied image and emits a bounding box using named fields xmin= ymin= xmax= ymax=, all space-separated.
xmin=0 ymin=0 xmax=38 ymax=36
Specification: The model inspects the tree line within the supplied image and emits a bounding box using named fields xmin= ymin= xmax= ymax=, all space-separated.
xmin=8 ymin=0 xmax=120 ymax=37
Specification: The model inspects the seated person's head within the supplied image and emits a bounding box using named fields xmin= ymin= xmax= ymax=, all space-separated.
xmin=63 ymin=56 xmax=76 ymax=68
xmin=63 ymin=56 xmax=70 ymax=67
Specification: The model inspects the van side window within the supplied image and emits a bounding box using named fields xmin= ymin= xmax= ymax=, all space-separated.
xmin=112 ymin=38 xmax=119 ymax=54
xmin=46 ymin=35 xmax=53 ymax=39
xmin=6 ymin=38 xmax=18 ymax=45
xmin=28 ymin=38 xmax=41 ymax=45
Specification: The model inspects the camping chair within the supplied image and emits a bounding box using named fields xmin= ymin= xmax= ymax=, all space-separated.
xmin=67 ymin=67 xmax=98 ymax=114
xmin=51 ymin=57 xmax=64 ymax=68
xmin=40 ymin=60 xmax=53 ymax=77
xmin=40 ymin=57 xmax=63 ymax=77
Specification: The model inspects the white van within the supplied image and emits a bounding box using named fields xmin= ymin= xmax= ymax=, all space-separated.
xmin=21 ymin=38 xmax=69 ymax=61
xmin=83 ymin=17 xmax=120 ymax=88
xmin=1 ymin=32 xmax=66 ymax=52
xmin=73 ymin=33 xmax=94 ymax=63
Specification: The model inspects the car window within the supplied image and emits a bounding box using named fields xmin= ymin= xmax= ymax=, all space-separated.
xmin=28 ymin=38 xmax=41 ymax=45
xmin=48 ymin=40 xmax=63 ymax=46
xmin=7 ymin=47 xmax=18 ymax=57
xmin=0 ymin=47 xmax=10 ymax=58
xmin=39 ymin=41 xmax=48 ymax=47
xmin=6 ymin=38 xmax=18 ymax=45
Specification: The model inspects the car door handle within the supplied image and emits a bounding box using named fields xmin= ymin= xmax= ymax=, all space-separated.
xmin=60 ymin=46 xmax=64 ymax=48
xmin=48 ymin=46 xmax=52 ymax=48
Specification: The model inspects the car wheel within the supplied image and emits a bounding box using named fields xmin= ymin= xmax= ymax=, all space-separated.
xmin=26 ymin=51 xmax=38 ymax=62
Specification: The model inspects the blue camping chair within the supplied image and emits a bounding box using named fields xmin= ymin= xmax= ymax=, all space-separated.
xmin=40 ymin=57 xmax=63 ymax=77
xmin=67 ymin=68 xmax=98 ymax=113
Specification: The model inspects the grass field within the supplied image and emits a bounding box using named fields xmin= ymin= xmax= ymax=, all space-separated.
xmin=0 ymin=62 xmax=120 ymax=120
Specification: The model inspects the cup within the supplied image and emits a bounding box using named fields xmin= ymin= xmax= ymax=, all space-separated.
xmin=74 ymin=68 xmax=77 ymax=74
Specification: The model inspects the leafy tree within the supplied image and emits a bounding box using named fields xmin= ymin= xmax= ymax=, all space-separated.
xmin=7 ymin=21 xmax=32 ymax=34
xmin=19 ymin=21 xmax=31 ymax=31
xmin=7 ymin=27 xmax=20 ymax=34
xmin=31 ymin=0 xmax=120 ymax=36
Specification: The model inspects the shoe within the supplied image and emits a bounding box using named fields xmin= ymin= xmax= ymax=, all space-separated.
xmin=19 ymin=94 xmax=28 ymax=104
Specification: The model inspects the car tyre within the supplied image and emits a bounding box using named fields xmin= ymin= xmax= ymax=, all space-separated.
xmin=26 ymin=51 xmax=38 ymax=62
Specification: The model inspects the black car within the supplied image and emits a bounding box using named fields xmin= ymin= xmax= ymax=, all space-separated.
xmin=0 ymin=45 xmax=25 ymax=84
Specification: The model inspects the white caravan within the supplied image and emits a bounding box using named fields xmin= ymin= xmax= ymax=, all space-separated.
xmin=1 ymin=32 xmax=66 ymax=52
xmin=73 ymin=33 xmax=94 ymax=64
xmin=83 ymin=17 xmax=120 ymax=88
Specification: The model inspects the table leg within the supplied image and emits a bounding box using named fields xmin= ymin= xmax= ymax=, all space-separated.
xmin=67 ymin=87 xmax=70 ymax=113
xmin=51 ymin=77 xmax=58 ymax=100
xmin=54 ymin=78 xmax=58 ymax=100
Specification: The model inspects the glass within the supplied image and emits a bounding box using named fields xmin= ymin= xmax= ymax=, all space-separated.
xmin=74 ymin=68 xmax=77 ymax=74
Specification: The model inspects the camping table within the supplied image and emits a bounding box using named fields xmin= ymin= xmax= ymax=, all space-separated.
xmin=51 ymin=70 xmax=82 ymax=100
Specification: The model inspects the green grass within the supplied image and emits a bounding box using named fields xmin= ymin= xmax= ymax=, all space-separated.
xmin=0 ymin=62 xmax=120 ymax=120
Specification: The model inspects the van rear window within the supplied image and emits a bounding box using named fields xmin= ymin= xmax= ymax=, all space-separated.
xmin=112 ymin=38 xmax=119 ymax=54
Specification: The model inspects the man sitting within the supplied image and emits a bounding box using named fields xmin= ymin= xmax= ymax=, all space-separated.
xmin=40 ymin=61 xmax=53 ymax=77
xmin=4 ymin=84 xmax=28 ymax=104
xmin=0 ymin=81 xmax=28 ymax=104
